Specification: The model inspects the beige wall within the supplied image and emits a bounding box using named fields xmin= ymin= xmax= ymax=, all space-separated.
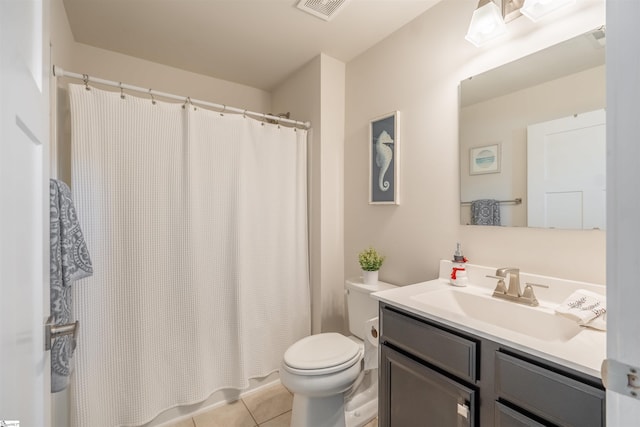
xmin=272 ymin=56 xmax=322 ymax=332
xmin=50 ymin=0 xmax=74 ymax=70
xmin=460 ymin=65 xmax=606 ymax=226
xmin=318 ymin=55 xmax=346 ymax=333
xmin=345 ymin=0 xmax=606 ymax=287
xmin=273 ymin=54 xmax=346 ymax=334
xmin=68 ymin=43 xmax=271 ymax=113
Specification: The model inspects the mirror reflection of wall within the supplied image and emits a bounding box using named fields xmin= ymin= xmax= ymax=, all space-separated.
xmin=459 ymin=28 xmax=605 ymax=228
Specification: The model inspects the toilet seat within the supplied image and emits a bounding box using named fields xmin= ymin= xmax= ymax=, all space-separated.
xmin=283 ymin=333 xmax=362 ymax=376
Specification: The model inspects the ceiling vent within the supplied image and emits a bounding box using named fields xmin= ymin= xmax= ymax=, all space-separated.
xmin=296 ymin=0 xmax=351 ymax=21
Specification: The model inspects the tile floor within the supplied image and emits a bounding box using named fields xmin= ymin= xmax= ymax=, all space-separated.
xmin=164 ymin=383 xmax=378 ymax=427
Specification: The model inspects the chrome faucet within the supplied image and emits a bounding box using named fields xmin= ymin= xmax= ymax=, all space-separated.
xmin=486 ymin=268 xmax=547 ymax=307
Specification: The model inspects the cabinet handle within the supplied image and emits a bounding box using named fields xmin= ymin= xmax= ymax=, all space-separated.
xmin=457 ymin=402 xmax=470 ymax=419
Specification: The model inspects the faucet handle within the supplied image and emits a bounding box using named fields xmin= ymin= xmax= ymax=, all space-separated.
xmin=521 ymin=285 xmax=538 ymax=306
xmin=486 ymin=275 xmax=507 ymax=294
xmin=524 ymin=282 xmax=550 ymax=289
xmin=521 ymin=282 xmax=549 ymax=306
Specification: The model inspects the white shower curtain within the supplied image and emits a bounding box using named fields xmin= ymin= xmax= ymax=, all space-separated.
xmin=67 ymin=84 xmax=310 ymax=427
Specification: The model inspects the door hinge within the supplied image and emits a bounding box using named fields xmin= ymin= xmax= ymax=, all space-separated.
xmin=601 ymin=358 xmax=640 ymax=399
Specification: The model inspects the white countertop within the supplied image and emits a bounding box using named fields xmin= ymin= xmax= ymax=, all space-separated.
xmin=372 ymin=260 xmax=606 ymax=379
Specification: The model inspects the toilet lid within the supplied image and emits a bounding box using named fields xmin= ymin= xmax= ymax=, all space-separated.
xmin=284 ymin=333 xmax=361 ymax=371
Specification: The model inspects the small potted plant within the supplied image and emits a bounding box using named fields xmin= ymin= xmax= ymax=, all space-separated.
xmin=358 ymin=246 xmax=385 ymax=285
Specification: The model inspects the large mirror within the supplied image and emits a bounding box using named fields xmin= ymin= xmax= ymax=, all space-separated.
xmin=459 ymin=28 xmax=606 ymax=229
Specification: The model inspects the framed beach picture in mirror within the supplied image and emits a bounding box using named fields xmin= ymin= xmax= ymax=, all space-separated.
xmin=470 ymin=143 xmax=500 ymax=175
xmin=369 ymin=111 xmax=400 ymax=205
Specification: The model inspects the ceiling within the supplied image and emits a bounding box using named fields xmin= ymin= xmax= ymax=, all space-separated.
xmin=63 ymin=0 xmax=443 ymax=91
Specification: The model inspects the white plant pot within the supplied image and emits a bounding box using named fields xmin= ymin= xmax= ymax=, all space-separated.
xmin=362 ymin=270 xmax=379 ymax=286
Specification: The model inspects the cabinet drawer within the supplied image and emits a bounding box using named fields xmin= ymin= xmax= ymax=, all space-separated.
xmin=381 ymin=306 xmax=477 ymax=382
xmin=495 ymin=402 xmax=545 ymax=427
xmin=495 ymin=351 xmax=605 ymax=427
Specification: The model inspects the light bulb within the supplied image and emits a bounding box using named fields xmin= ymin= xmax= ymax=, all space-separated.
xmin=465 ymin=1 xmax=506 ymax=47
xmin=521 ymin=0 xmax=576 ymax=22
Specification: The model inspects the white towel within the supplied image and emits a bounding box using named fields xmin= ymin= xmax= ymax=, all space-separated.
xmin=555 ymin=289 xmax=606 ymax=328
xmin=584 ymin=312 xmax=607 ymax=331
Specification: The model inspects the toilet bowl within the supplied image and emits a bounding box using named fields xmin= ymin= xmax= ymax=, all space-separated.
xmin=280 ymin=278 xmax=396 ymax=427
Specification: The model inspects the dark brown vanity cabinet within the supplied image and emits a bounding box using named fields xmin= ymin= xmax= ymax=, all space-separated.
xmin=378 ymin=304 xmax=605 ymax=427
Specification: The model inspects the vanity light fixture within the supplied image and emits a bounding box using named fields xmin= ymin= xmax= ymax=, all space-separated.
xmin=465 ymin=0 xmax=507 ymax=47
xmin=520 ymin=0 xmax=576 ymax=22
xmin=466 ymin=0 xmax=577 ymax=47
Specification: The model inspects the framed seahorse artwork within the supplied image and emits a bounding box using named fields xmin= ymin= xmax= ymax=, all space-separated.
xmin=369 ymin=111 xmax=400 ymax=205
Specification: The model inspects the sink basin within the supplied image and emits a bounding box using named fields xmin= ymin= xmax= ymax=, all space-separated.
xmin=410 ymin=286 xmax=583 ymax=342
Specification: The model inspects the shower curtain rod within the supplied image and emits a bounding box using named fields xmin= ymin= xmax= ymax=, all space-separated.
xmin=52 ymin=65 xmax=311 ymax=129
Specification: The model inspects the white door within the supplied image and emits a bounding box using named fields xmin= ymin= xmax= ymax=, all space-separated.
xmin=527 ymin=109 xmax=606 ymax=229
xmin=0 ymin=0 xmax=51 ymax=426
xmin=607 ymin=1 xmax=640 ymax=424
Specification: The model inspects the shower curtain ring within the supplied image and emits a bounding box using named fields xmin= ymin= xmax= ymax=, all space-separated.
xmin=82 ymin=74 xmax=90 ymax=91
xmin=149 ymin=89 xmax=156 ymax=105
xmin=188 ymin=97 xmax=196 ymax=111
xmin=261 ymin=113 xmax=266 ymax=126
xmin=242 ymin=109 xmax=247 ymax=119
xmin=119 ymin=83 xmax=125 ymax=100
xmin=220 ymin=105 xmax=226 ymax=116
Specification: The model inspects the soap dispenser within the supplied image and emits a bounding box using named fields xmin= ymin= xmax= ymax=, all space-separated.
xmin=450 ymin=243 xmax=468 ymax=287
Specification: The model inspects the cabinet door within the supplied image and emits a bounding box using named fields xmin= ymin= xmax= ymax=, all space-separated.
xmin=380 ymin=345 xmax=476 ymax=427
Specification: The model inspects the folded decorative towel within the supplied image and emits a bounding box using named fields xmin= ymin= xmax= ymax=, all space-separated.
xmin=50 ymin=179 xmax=93 ymax=392
xmin=470 ymin=199 xmax=501 ymax=226
xmin=584 ymin=312 xmax=606 ymax=331
xmin=555 ymin=289 xmax=606 ymax=328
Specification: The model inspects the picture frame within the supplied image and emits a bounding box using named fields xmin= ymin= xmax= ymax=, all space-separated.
xmin=470 ymin=143 xmax=500 ymax=175
xmin=369 ymin=111 xmax=400 ymax=205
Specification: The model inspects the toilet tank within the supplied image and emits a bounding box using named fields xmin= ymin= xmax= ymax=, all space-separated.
xmin=345 ymin=278 xmax=397 ymax=340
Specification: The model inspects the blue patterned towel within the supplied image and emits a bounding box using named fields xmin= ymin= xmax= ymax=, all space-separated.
xmin=470 ymin=199 xmax=501 ymax=226
xmin=50 ymin=179 xmax=93 ymax=392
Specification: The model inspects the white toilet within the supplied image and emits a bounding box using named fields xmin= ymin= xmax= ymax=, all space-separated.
xmin=280 ymin=278 xmax=396 ymax=427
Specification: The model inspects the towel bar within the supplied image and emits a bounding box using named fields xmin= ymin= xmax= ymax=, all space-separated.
xmin=45 ymin=315 xmax=79 ymax=351
xmin=460 ymin=197 xmax=522 ymax=206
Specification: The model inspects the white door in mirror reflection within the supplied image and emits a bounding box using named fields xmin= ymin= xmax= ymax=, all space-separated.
xmin=527 ymin=109 xmax=606 ymax=230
